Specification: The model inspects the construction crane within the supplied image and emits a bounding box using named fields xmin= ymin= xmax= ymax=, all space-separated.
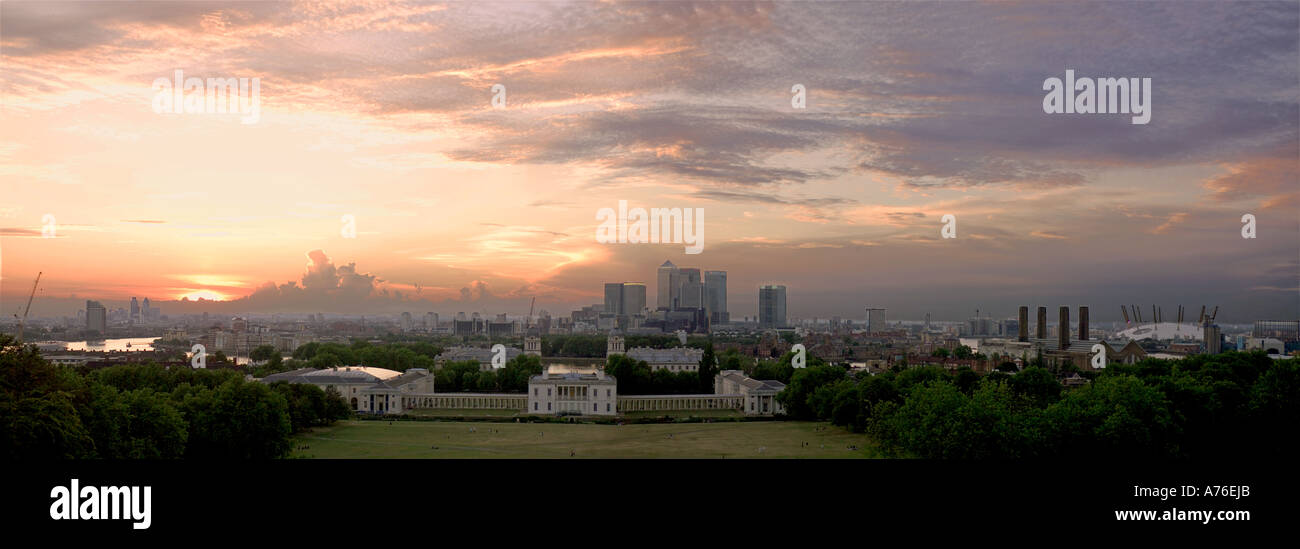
xmin=14 ymin=271 xmax=42 ymax=344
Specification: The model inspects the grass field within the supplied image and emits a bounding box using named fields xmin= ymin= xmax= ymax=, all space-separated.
xmin=292 ymin=420 xmax=881 ymax=459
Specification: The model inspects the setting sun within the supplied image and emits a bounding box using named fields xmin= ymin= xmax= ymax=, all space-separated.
xmin=178 ymin=290 xmax=228 ymax=302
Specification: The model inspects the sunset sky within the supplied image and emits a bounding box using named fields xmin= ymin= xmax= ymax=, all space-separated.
xmin=1 ymin=1 xmax=1296 ymax=322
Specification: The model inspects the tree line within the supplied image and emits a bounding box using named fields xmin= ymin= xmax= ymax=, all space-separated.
xmin=0 ymin=335 xmax=350 ymax=460
xmin=776 ymin=350 xmax=1298 ymax=459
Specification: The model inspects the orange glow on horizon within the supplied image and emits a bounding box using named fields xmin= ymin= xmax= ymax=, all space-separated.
xmin=178 ymin=290 xmax=230 ymax=302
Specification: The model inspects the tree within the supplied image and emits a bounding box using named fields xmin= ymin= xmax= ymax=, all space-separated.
xmin=1008 ymin=367 xmax=1062 ymax=408
xmin=604 ymin=354 xmax=651 ymax=395
xmin=83 ymin=384 xmax=187 ymax=458
xmin=249 ymin=345 xmax=279 ymax=363
xmin=777 ymin=364 xmax=847 ymax=419
xmin=698 ymin=338 xmax=718 ymax=393
xmin=1043 ymin=375 xmax=1175 ymax=459
xmin=179 ymin=380 xmax=293 ymax=459
xmin=953 ymin=367 xmax=981 ymax=394
xmin=498 ymin=354 xmax=543 ymax=392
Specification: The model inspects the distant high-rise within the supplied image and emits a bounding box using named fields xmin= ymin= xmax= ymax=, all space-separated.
xmin=401 ymin=312 xmax=413 ymax=332
xmin=129 ymin=297 xmax=140 ymax=324
xmin=759 ymin=285 xmax=787 ymax=329
xmin=676 ymin=268 xmax=702 ymax=309
xmin=679 ymin=283 xmax=704 ymax=309
xmin=621 ymin=283 xmax=646 ymax=316
xmin=1204 ymin=320 xmax=1223 ymax=354
xmin=1058 ymin=306 xmax=1070 ymax=350
xmin=85 ymin=300 xmax=107 ymax=335
xmin=604 ymin=283 xmax=625 ymax=314
xmin=865 ymin=307 xmax=887 ymax=333
xmin=424 ymin=312 xmax=438 ymax=332
xmin=604 ymin=281 xmax=646 ymax=325
xmin=705 ymin=270 xmax=728 ymax=323
xmin=656 ymin=260 xmax=678 ymax=310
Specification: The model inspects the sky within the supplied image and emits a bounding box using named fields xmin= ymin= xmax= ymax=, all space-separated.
xmin=0 ymin=0 xmax=1296 ymax=323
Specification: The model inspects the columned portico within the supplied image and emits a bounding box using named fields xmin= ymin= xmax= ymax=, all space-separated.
xmin=617 ymin=395 xmax=744 ymax=413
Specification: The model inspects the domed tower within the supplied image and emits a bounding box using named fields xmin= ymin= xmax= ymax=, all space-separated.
xmin=524 ymin=328 xmax=542 ymax=357
xmin=606 ymin=328 xmax=625 ymax=357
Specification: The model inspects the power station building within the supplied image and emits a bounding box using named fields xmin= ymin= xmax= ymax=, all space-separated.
xmin=978 ymin=305 xmax=1146 ymax=369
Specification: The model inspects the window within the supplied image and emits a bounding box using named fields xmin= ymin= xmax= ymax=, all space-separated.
xmin=534 ymin=388 xmax=538 ymax=396
xmin=606 ymin=403 xmax=611 ymax=412
xmin=547 ymin=388 xmax=551 ymax=396
xmin=534 ymin=402 xmax=538 ymax=410
xmin=594 ymin=403 xmax=598 ymax=412
xmin=547 ymin=402 xmax=551 ymax=411
xmin=606 ymin=389 xmax=610 ymax=397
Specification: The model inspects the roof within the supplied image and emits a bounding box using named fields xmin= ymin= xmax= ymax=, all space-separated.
xmin=529 ymin=372 xmax=617 ymax=384
xmin=626 ymin=346 xmax=703 ymax=364
xmin=261 ymin=366 xmax=403 ymax=386
xmin=381 ymin=369 xmax=431 ymax=388
xmin=716 ymin=370 xmax=785 ymax=394
xmin=1115 ymin=322 xmax=1205 ymax=341
xmin=435 ymin=346 xmax=522 ymax=363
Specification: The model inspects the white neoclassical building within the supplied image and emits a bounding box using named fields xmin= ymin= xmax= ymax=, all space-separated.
xmin=715 ymin=370 xmax=786 ymax=416
xmin=606 ymin=329 xmax=704 ymax=372
xmin=434 ymin=346 xmax=523 ymax=371
xmin=260 ymin=366 xmax=435 ymax=414
xmin=260 ymin=365 xmax=785 ymax=418
xmin=527 ymin=364 xmax=619 ymax=416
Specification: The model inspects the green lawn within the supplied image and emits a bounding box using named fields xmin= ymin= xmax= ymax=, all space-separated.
xmin=292 ymin=420 xmax=881 ymax=459
xmin=404 ymin=408 xmax=523 ymax=418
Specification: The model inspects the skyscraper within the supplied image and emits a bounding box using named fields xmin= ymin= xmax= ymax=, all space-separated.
xmin=604 ymin=283 xmax=625 ymax=314
xmin=865 ymin=307 xmax=887 ymax=333
xmin=85 ymin=300 xmax=107 ymax=335
xmin=656 ymin=260 xmax=677 ymax=310
xmin=759 ymin=285 xmax=787 ymax=328
xmin=621 ymin=283 xmax=646 ymax=316
xmin=705 ymin=270 xmax=728 ymax=323
xmin=129 ymin=297 xmax=140 ymax=324
xmin=676 ymin=268 xmax=702 ymax=309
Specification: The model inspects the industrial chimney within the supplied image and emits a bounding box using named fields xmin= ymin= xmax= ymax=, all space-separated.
xmin=1079 ymin=306 xmax=1089 ymax=341
xmin=1018 ymin=306 xmax=1029 ymax=342
xmin=1058 ymin=306 xmax=1070 ymax=350
xmin=1037 ymin=307 xmax=1047 ymax=339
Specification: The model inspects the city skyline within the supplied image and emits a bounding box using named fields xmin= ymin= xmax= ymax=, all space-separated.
xmin=1 ymin=1 xmax=1297 ymax=323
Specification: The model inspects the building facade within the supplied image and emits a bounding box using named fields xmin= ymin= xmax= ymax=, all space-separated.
xmin=527 ymin=364 xmax=618 ymax=416
xmin=759 ymin=285 xmax=787 ymax=329
xmin=261 ymin=366 xmax=435 ymax=414
xmin=714 ymin=370 xmax=786 ymax=416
